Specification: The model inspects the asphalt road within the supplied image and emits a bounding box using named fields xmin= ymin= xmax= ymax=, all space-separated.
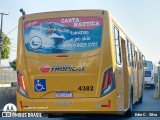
xmin=0 ymin=86 xmax=16 ymax=109
xmin=0 ymin=87 xmax=160 ymax=120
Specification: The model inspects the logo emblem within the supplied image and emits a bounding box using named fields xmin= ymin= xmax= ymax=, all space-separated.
xmin=30 ymin=36 xmax=42 ymax=49
xmin=2 ymin=103 xmax=17 ymax=117
xmin=3 ymin=103 xmax=17 ymax=112
xmin=40 ymin=65 xmax=51 ymax=73
xmin=34 ymin=79 xmax=46 ymax=92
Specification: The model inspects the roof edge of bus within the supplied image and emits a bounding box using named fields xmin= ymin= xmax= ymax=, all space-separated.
xmin=21 ymin=9 xmax=109 ymax=17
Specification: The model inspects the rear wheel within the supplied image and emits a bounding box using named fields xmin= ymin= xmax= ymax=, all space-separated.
xmin=137 ymin=90 xmax=143 ymax=104
xmin=125 ymin=89 xmax=133 ymax=117
xmin=139 ymin=94 xmax=143 ymax=104
xmin=151 ymin=84 xmax=155 ymax=89
xmin=137 ymin=94 xmax=143 ymax=104
xmin=48 ymin=114 xmax=53 ymax=118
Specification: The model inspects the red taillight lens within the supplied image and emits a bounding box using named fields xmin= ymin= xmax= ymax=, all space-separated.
xmin=101 ymin=67 xmax=115 ymax=96
xmin=108 ymin=71 xmax=113 ymax=85
xmin=103 ymin=68 xmax=113 ymax=90
xmin=17 ymin=72 xmax=28 ymax=96
xmin=103 ymin=74 xmax=108 ymax=89
xmin=18 ymin=72 xmax=26 ymax=91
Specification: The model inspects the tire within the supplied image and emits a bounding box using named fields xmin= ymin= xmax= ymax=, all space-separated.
xmin=125 ymin=89 xmax=133 ymax=117
xmin=137 ymin=84 xmax=144 ymax=104
xmin=151 ymin=84 xmax=155 ymax=89
xmin=48 ymin=114 xmax=53 ymax=118
xmin=137 ymin=93 xmax=143 ymax=104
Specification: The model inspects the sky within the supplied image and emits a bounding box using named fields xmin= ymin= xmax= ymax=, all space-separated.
xmin=0 ymin=0 xmax=160 ymax=66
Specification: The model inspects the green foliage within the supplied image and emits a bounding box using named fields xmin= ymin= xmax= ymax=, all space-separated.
xmin=1 ymin=32 xmax=11 ymax=59
xmin=9 ymin=59 xmax=16 ymax=70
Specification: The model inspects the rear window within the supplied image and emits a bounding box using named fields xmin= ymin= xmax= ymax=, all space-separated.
xmin=144 ymin=61 xmax=153 ymax=70
xmin=24 ymin=16 xmax=103 ymax=54
xmin=144 ymin=71 xmax=151 ymax=77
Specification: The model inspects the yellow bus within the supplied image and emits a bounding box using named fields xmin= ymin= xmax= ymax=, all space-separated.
xmin=16 ymin=10 xmax=145 ymax=116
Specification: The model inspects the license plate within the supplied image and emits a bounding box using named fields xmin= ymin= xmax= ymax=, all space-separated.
xmin=56 ymin=92 xmax=72 ymax=98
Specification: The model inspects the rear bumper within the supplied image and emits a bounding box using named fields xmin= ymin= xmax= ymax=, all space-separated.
xmin=144 ymin=77 xmax=154 ymax=85
xmin=17 ymin=90 xmax=119 ymax=114
xmin=144 ymin=81 xmax=154 ymax=85
xmin=145 ymin=84 xmax=155 ymax=88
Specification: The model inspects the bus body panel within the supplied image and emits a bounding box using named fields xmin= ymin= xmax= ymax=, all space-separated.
xmin=25 ymin=54 xmax=103 ymax=98
xmin=120 ymin=39 xmax=129 ymax=109
xmin=138 ymin=58 xmax=144 ymax=98
xmin=17 ymin=10 xmax=118 ymax=112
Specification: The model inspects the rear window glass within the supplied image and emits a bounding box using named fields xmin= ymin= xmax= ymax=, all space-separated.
xmin=24 ymin=16 xmax=103 ymax=54
xmin=144 ymin=61 xmax=153 ymax=70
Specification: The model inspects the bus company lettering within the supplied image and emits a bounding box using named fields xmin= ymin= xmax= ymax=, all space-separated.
xmin=51 ymin=65 xmax=85 ymax=72
xmin=74 ymin=21 xmax=100 ymax=27
xmin=61 ymin=17 xmax=100 ymax=28
xmin=40 ymin=65 xmax=51 ymax=73
xmin=25 ymin=21 xmax=38 ymax=29
xmin=61 ymin=18 xmax=79 ymax=23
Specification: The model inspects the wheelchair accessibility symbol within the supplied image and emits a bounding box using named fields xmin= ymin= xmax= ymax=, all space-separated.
xmin=34 ymin=79 xmax=46 ymax=92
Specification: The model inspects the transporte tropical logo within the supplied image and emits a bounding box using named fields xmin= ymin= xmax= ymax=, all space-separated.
xmin=40 ymin=64 xmax=51 ymax=73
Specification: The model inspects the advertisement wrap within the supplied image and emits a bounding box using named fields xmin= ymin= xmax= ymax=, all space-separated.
xmin=24 ymin=16 xmax=103 ymax=54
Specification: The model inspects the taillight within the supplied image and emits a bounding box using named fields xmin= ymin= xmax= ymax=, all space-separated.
xmin=101 ymin=67 xmax=115 ymax=97
xmin=17 ymin=71 xmax=28 ymax=97
xmin=108 ymin=71 xmax=113 ymax=85
xmin=103 ymin=74 xmax=108 ymax=89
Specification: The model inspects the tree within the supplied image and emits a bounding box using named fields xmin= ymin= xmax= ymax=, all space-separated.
xmin=1 ymin=32 xmax=11 ymax=59
xmin=9 ymin=59 xmax=16 ymax=70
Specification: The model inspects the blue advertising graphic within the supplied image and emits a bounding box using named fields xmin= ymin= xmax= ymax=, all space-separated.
xmin=24 ymin=17 xmax=103 ymax=54
xmin=34 ymin=79 xmax=46 ymax=92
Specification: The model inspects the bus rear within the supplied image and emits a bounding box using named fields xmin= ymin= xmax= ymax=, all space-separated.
xmin=16 ymin=10 xmax=117 ymax=114
xmin=144 ymin=60 xmax=154 ymax=88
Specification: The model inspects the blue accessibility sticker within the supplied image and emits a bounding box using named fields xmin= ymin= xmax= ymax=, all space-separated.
xmin=34 ymin=79 xmax=46 ymax=92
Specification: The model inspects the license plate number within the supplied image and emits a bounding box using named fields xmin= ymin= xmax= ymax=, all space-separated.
xmin=56 ymin=92 xmax=72 ymax=98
